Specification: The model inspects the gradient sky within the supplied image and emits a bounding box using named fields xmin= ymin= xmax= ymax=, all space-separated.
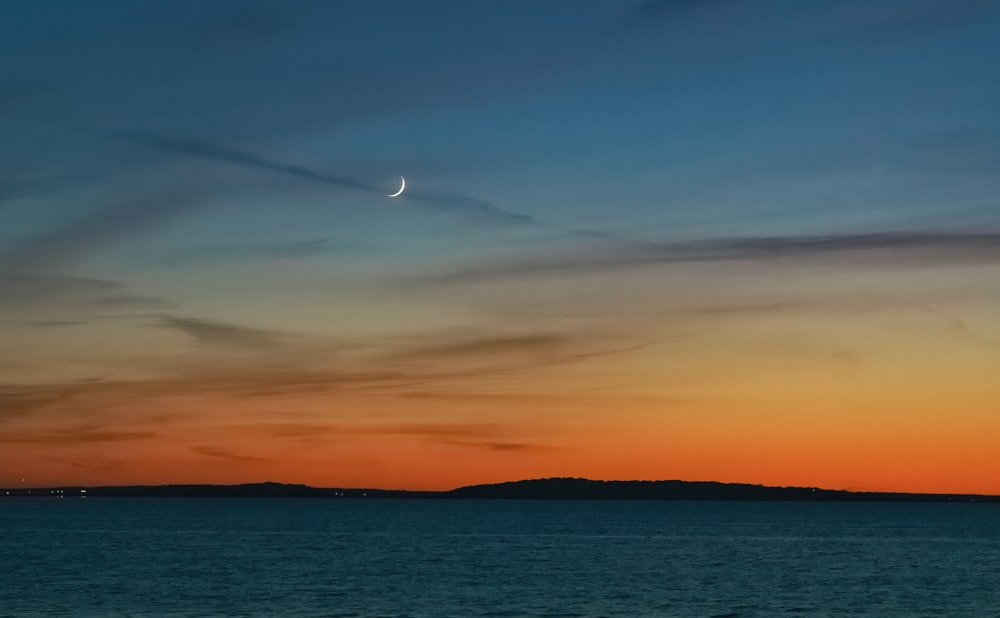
xmin=2 ymin=0 xmax=1000 ymax=493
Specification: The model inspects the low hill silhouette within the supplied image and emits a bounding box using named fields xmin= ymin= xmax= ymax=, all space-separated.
xmin=447 ymin=478 xmax=999 ymax=502
xmin=2 ymin=482 xmax=424 ymax=499
xmin=3 ymin=478 xmax=997 ymax=502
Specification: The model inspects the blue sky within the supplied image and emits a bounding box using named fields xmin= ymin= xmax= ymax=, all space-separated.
xmin=4 ymin=1 xmax=999 ymax=254
xmin=2 ymin=1 xmax=1000 ymax=490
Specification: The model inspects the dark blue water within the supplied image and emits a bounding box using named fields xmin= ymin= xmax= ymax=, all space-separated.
xmin=2 ymin=499 xmax=998 ymax=617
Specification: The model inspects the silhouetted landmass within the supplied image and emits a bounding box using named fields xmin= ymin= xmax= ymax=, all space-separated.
xmin=446 ymin=478 xmax=1000 ymax=502
xmin=3 ymin=478 xmax=998 ymax=502
xmin=0 ymin=482 xmax=430 ymax=499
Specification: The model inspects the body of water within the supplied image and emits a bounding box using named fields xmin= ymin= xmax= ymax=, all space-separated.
xmin=2 ymin=498 xmax=998 ymax=616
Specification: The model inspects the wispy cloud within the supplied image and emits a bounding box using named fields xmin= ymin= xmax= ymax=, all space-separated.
xmin=444 ymin=440 xmax=561 ymax=453
xmin=0 ymin=325 xmax=647 ymax=428
xmin=214 ymin=420 xmax=542 ymax=446
xmin=102 ymin=129 xmax=539 ymax=227
xmin=45 ymin=456 xmax=123 ymax=471
xmin=353 ymin=422 xmax=505 ymax=439
xmin=0 ymin=274 xmax=122 ymax=305
xmin=20 ymin=320 xmax=86 ymax=328
xmin=381 ymin=328 xmax=653 ymax=379
xmin=0 ymin=186 xmax=203 ymax=276
xmin=0 ymin=385 xmax=81 ymax=422
xmin=415 ymin=230 xmax=1000 ymax=285
xmin=0 ymin=274 xmax=172 ymax=315
xmin=93 ymin=295 xmax=174 ymax=309
xmin=393 ymin=333 xmax=567 ymax=360
xmin=0 ymin=428 xmax=157 ymax=445
xmin=158 ymin=238 xmax=343 ymax=267
xmin=104 ymin=130 xmax=374 ymax=192
xmin=191 ymin=421 xmax=564 ymax=459
xmin=157 ymin=316 xmax=289 ymax=349
xmin=191 ymin=446 xmax=274 ymax=464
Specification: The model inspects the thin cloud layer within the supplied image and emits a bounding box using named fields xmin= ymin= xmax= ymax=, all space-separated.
xmin=0 ymin=323 xmax=647 ymax=424
xmin=157 ymin=316 xmax=290 ymax=349
xmin=417 ymin=230 xmax=1000 ymax=284
xmin=0 ymin=186 xmax=204 ymax=275
xmin=104 ymin=130 xmax=376 ymax=193
xmin=102 ymin=129 xmax=540 ymax=228
xmin=0 ymin=274 xmax=121 ymax=305
xmin=158 ymin=238 xmax=342 ymax=267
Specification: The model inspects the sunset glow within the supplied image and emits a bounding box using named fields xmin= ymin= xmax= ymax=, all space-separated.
xmin=3 ymin=1 xmax=1000 ymax=494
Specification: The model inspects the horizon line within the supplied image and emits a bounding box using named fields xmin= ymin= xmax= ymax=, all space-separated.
xmin=4 ymin=477 xmax=999 ymax=499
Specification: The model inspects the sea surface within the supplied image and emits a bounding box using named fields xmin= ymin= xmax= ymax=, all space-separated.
xmin=2 ymin=498 xmax=999 ymax=617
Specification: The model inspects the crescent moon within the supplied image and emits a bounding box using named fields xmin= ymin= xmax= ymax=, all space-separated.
xmin=387 ymin=176 xmax=405 ymax=197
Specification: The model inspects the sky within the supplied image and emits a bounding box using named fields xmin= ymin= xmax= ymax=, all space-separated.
xmin=2 ymin=0 xmax=999 ymax=493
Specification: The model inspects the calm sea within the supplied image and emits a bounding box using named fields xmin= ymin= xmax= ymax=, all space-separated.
xmin=2 ymin=498 xmax=998 ymax=617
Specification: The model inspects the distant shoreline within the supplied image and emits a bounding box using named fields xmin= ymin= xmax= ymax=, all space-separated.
xmin=3 ymin=478 xmax=998 ymax=502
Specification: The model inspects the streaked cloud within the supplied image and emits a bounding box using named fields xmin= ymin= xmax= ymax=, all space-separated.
xmin=0 ymin=428 xmax=157 ymax=445
xmin=445 ymin=441 xmax=561 ymax=453
xmin=102 ymin=129 xmax=539 ymax=228
xmin=0 ymin=187 xmax=203 ymax=276
xmin=157 ymin=316 xmax=289 ymax=350
xmin=416 ymin=230 xmax=1000 ymax=285
xmin=158 ymin=238 xmax=343 ymax=267
xmin=93 ymin=295 xmax=174 ymax=309
xmin=0 ymin=325 xmax=648 ymax=425
xmin=0 ymin=274 xmax=172 ymax=315
xmin=19 ymin=320 xmax=86 ymax=328
xmin=103 ymin=129 xmax=375 ymax=192
xmin=191 ymin=446 xmax=274 ymax=464
xmin=45 ymin=456 xmax=122 ymax=471
xmin=0 ymin=274 xmax=122 ymax=305
xmin=0 ymin=386 xmax=79 ymax=422
xmin=393 ymin=333 xmax=566 ymax=360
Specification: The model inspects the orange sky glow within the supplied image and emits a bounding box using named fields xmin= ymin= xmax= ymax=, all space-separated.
xmin=4 ymin=1 xmax=1000 ymax=495
xmin=4 ymin=260 xmax=999 ymax=493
